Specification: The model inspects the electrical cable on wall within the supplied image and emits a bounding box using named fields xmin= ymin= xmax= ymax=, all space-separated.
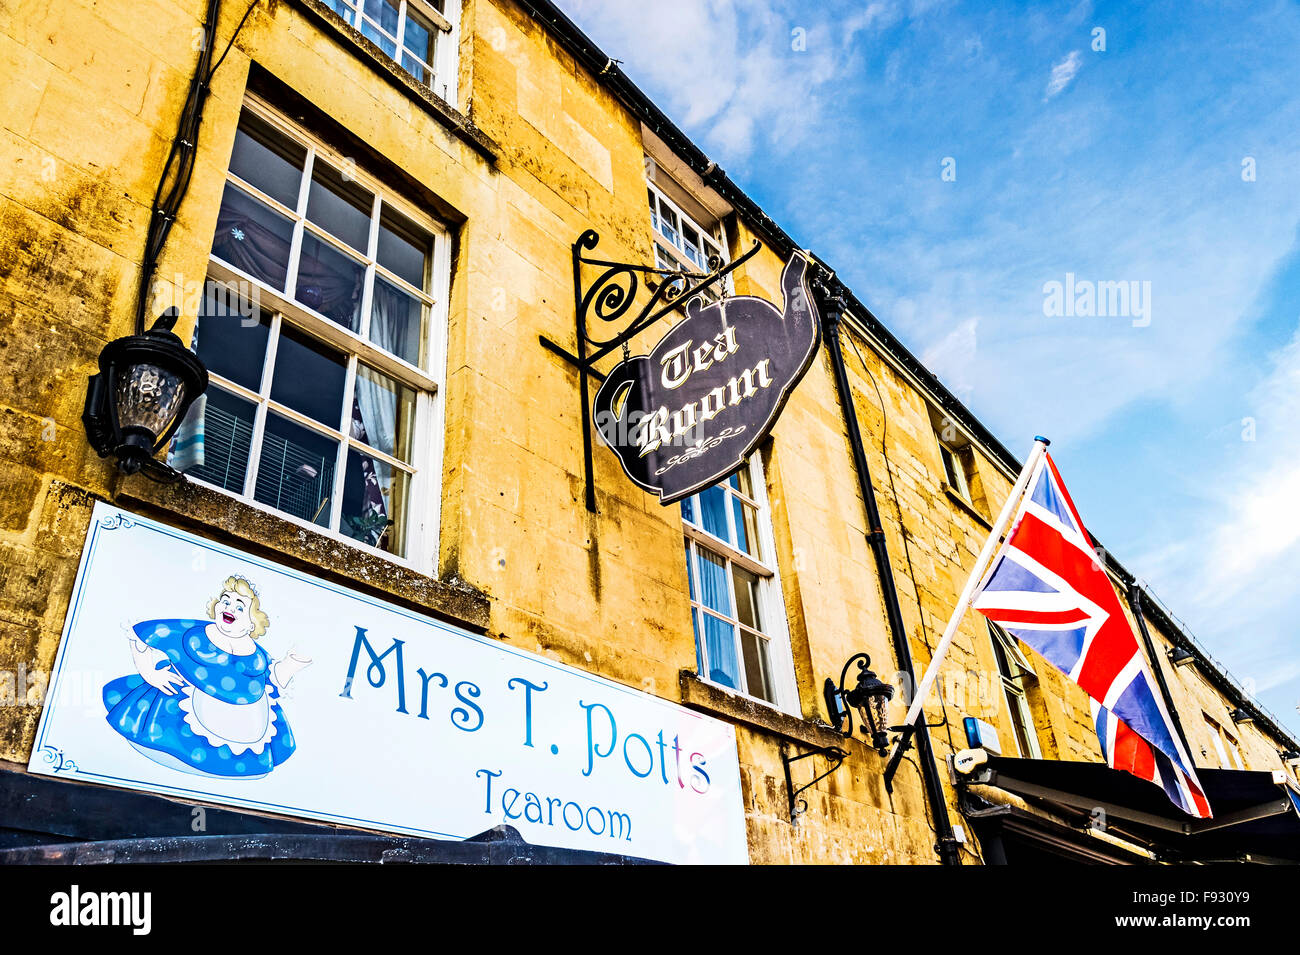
xmin=133 ymin=0 xmax=260 ymax=335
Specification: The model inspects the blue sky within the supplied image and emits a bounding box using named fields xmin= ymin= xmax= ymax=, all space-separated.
xmin=564 ymin=0 xmax=1300 ymax=736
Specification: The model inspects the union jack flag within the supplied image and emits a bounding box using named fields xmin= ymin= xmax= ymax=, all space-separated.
xmin=971 ymin=452 xmax=1211 ymax=818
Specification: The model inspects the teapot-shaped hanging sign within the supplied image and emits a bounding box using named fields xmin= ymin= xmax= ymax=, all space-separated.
xmin=593 ymin=253 xmax=821 ymax=504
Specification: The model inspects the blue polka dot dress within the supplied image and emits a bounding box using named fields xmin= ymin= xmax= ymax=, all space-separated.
xmin=103 ymin=620 xmax=297 ymax=778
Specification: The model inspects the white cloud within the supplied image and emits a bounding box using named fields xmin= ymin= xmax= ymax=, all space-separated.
xmin=1045 ymin=50 xmax=1082 ymax=99
xmin=1195 ymin=325 xmax=1300 ymax=602
xmin=1256 ymin=660 xmax=1300 ymax=695
xmin=920 ymin=316 xmax=978 ymax=403
xmin=563 ymin=0 xmax=892 ymax=161
xmin=1128 ymin=320 xmax=1300 ymax=716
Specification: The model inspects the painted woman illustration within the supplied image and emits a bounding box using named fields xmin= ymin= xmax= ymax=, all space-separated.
xmin=102 ymin=576 xmax=311 ymax=779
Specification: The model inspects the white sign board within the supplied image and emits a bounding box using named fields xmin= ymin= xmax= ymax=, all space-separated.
xmin=30 ymin=503 xmax=749 ymax=864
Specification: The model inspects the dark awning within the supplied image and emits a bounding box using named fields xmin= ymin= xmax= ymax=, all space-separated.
xmin=966 ymin=756 xmax=1300 ymax=863
xmin=0 ymin=766 xmax=662 ymax=865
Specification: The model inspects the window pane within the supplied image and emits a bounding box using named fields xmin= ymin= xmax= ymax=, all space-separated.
xmin=680 ymin=494 xmax=696 ymax=526
xmin=699 ymin=611 xmax=739 ymax=690
xmin=731 ymin=565 xmax=762 ymax=631
xmin=990 ymin=630 xmax=1013 ymax=679
xmin=342 ymin=448 xmax=410 ymax=556
xmin=212 ymin=184 xmax=294 ymax=291
xmin=370 ymin=275 xmax=425 ymax=366
xmin=361 ymin=18 xmax=398 ymax=55
xmin=307 ymin=162 xmax=372 ymax=254
xmin=654 ymin=243 xmax=676 ymax=273
xmin=228 ymin=114 xmax=305 ymax=208
xmin=270 ymin=324 xmax=347 ymax=427
xmin=691 ymin=609 xmax=705 ymax=675
xmin=351 ymin=364 xmax=416 ymax=463
xmin=254 ymin=413 xmax=338 ymax=527
xmin=321 ymin=0 xmax=357 ymax=21
xmin=740 ymin=628 xmax=774 ymax=702
xmin=1006 ymin=691 xmax=1034 ymax=758
xmin=682 ymin=225 xmax=701 ymax=267
xmin=402 ymin=11 xmax=435 ymax=63
xmin=732 ymin=465 xmax=753 ymax=497
xmin=377 ymin=207 xmax=429 ymax=289
xmin=684 ymin=541 xmax=695 ymax=600
xmin=359 ymin=0 xmax=399 ymax=56
xmin=659 ymin=205 xmax=678 ymax=245
xmin=193 ymin=282 xmax=270 ymax=391
xmin=697 ymin=484 xmax=729 ymax=543
xmin=694 ymin=547 xmax=732 ymax=617
xmin=939 ymin=444 xmax=955 ymax=483
xmin=294 ymin=232 xmax=364 ymax=331
xmin=401 ymin=50 xmax=431 ymax=85
xmin=702 ymin=234 xmax=722 ymax=263
xmin=733 ymin=498 xmax=761 ymax=560
xmin=363 ymin=0 xmax=399 ymax=31
xmin=171 ymin=386 xmax=255 ymax=493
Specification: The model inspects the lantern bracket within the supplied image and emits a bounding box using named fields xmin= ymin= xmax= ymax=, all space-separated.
xmin=781 ymin=743 xmax=849 ymax=825
xmin=825 ymin=652 xmax=896 ymax=755
xmin=538 ymin=230 xmax=762 ymax=512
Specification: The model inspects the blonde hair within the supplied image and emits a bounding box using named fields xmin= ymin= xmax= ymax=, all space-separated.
xmin=206 ymin=576 xmax=270 ymax=640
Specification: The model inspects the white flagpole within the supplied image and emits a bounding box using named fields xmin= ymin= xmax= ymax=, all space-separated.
xmin=895 ymin=436 xmax=1052 ymax=736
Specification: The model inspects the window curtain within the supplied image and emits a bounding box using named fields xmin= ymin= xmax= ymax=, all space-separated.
xmin=695 ymin=550 xmax=740 ymax=688
xmin=697 ymin=485 xmax=730 ymax=542
xmin=169 ymin=392 xmax=206 ymax=472
xmin=349 ymin=281 xmax=413 ymax=548
xmin=213 ymin=205 xmax=364 ymax=325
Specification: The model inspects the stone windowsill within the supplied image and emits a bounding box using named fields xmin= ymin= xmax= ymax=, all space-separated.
xmin=678 ymin=671 xmax=847 ymax=751
xmin=942 ymin=483 xmax=993 ymax=530
xmin=289 ymin=0 xmax=500 ymax=163
xmin=115 ymin=478 xmax=490 ymax=634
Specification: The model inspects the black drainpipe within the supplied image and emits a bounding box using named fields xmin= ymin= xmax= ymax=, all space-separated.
xmin=817 ymin=285 xmax=962 ymax=866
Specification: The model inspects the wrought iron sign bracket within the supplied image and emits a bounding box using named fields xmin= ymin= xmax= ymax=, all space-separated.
xmin=781 ymin=742 xmax=849 ymax=825
xmin=538 ymin=230 xmax=762 ymax=512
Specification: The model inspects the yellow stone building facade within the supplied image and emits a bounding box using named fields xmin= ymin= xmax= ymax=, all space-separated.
xmin=0 ymin=0 xmax=1296 ymax=863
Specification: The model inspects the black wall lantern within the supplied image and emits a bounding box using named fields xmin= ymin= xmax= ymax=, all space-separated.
xmin=825 ymin=653 xmax=895 ymax=755
xmin=1168 ymin=645 xmax=1195 ymax=669
xmin=83 ymin=309 xmax=208 ymax=483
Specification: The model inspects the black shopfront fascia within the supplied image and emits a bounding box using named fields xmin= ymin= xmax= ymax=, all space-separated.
xmin=0 ymin=766 xmax=661 ymax=865
xmin=961 ymin=755 xmax=1300 ymax=864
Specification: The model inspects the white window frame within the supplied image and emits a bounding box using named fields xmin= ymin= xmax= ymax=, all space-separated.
xmin=646 ymin=178 xmax=730 ymax=303
xmin=322 ymin=0 xmax=462 ymax=107
xmin=1223 ymin=730 xmax=1246 ymax=771
xmin=937 ymin=434 xmax=973 ymax=502
xmin=1204 ymin=715 xmax=1231 ymax=768
xmin=192 ymin=96 xmax=451 ymax=576
xmin=988 ymin=622 xmax=1042 ymax=759
xmin=682 ymin=456 xmax=799 ymax=714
